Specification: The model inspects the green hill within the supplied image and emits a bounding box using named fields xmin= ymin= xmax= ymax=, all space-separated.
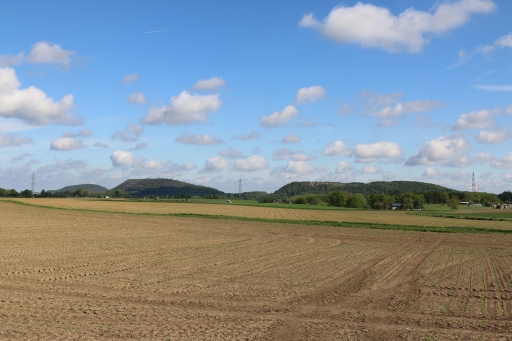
xmin=112 ymin=178 xmax=225 ymax=197
xmin=52 ymin=184 xmax=108 ymax=194
xmin=271 ymin=181 xmax=453 ymax=199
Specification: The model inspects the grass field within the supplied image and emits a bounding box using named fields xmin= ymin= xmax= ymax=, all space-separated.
xmin=2 ymin=199 xmax=512 ymax=340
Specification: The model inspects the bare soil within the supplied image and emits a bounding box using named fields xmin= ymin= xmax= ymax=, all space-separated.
xmin=0 ymin=201 xmax=511 ymax=340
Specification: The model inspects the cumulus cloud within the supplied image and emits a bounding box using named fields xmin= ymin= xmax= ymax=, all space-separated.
xmin=362 ymin=164 xmax=379 ymax=174
xmin=422 ymin=167 xmax=439 ymax=176
xmin=336 ymin=161 xmax=353 ymax=174
xmin=260 ymin=105 xmax=298 ymax=127
xmin=475 ymin=152 xmax=495 ymax=163
xmin=290 ymin=153 xmax=316 ymax=161
xmin=0 ymin=67 xmax=80 ymax=126
xmin=372 ymin=100 xmax=445 ymax=126
xmin=26 ymin=41 xmax=76 ymax=66
xmin=0 ymin=53 xmax=24 ymax=67
xmin=219 ymin=147 xmax=242 ymax=159
xmin=0 ymin=130 xmax=33 ymax=147
xmin=491 ymin=153 xmax=512 ymax=169
xmin=142 ymin=91 xmax=222 ymax=125
xmin=175 ymin=132 xmax=223 ymax=145
xmin=203 ymin=156 xmax=229 ymax=171
xmin=299 ymin=0 xmax=496 ymax=53
xmin=281 ymin=134 xmax=301 ymax=144
xmin=453 ymin=109 xmax=496 ymax=130
xmin=478 ymin=32 xmax=512 ymax=53
xmin=272 ymin=148 xmax=293 ymax=161
xmin=354 ymin=141 xmax=402 ymax=162
xmin=234 ymin=155 xmax=268 ymax=171
xmin=295 ymin=86 xmax=326 ymax=103
xmin=232 ymin=132 xmax=260 ymax=140
xmin=323 ymin=140 xmax=352 ymax=156
xmin=123 ymin=73 xmax=139 ymax=84
xmin=282 ymin=161 xmax=316 ymax=175
xmin=127 ymin=92 xmax=147 ymax=105
xmin=192 ymin=77 xmax=226 ymax=91
xmin=112 ymin=123 xmax=144 ymax=142
xmin=110 ymin=150 xmax=135 ymax=167
xmin=93 ymin=142 xmax=108 ymax=149
xmin=50 ymin=137 xmax=85 ymax=151
xmin=506 ymin=106 xmax=512 ymax=115
xmin=130 ymin=142 xmax=147 ymax=150
xmin=476 ymin=128 xmax=511 ymax=144
xmin=405 ymin=135 xmax=471 ymax=166
xmin=62 ymin=128 xmax=91 ymax=138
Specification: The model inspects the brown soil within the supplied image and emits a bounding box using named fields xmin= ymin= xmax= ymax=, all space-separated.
xmin=0 ymin=201 xmax=511 ymax=340
xmin=10 ymin=198 xmax=512 ymax=230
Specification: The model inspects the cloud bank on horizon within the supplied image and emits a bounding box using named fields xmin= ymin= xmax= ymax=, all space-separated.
xmin=0 ymin=0 xmax=511 ymax=194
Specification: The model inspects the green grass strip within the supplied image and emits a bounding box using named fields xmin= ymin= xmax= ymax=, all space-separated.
xmin=3 ymin=199 xmax=512 ymax=235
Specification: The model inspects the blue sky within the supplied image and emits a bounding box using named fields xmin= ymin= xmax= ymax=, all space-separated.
xmin=1 ymin=0 xmax=511 ymax=193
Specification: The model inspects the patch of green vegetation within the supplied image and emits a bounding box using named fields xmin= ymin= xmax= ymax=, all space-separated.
xmin=409 ymin=209 xmax=512 ymax=222
xmin=3 ymin=199 xmax=512 ymax=235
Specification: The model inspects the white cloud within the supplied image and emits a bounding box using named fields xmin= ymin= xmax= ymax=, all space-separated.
xmin=260 ymin=105 xmax=298 ymax=127
xmin=290 ymin=153 xmax=316 ymax=161
xmin=338 ymin=103 xmax=354 ymax=116
xmin=323 ymin=140 xmax=352 ymax=156
xmin=335 ymin=161 xmax=353 ymax=174
xmin=362 ymin=164 xmax=379 ymax=174
xmin=50 ymin=137 xmax=84 ymax=151
xmin=507 ymin=106 xmax=512 ymax=115
xmin=453 ymin=109 xmax=496 ymax=130
xmin=203 ymin=156 xmax=229 ymax=171
xmin=128 ymin=92 xmax=147 ymax=105
xmin=175 ymin=132 xmax=223 ymax=145
xmin=491 ymin=153 xmax=512 ymax=169
xmin=272 ymin=148 xmax=293 ymax=161
xmin=26 ymin=41 xmax=75 ymax=66
xmin=62 ymin=128 xmax=91 ymax=138
xmin=299 ymin=0 xmax=495 ymax=53
xmin=475 ymin=152 xmax=495 ymax=163
xmin=123 ymin=73 xmax=139 ymax=84
xmin=234 ymin=155 xmax=268 ymax=171
xmin=0 ymin=67 xmax=80 ymax=126
xmin=110 ymin=150 xmax=135 ymax=167
xmin=405 ymin=135 xmax=471 ymax=166
xmin=232 ymin=132 xmax=260 ymax=140
xmin=476 ymin=128 xmax=511 ymax=144
xmin=192 ymin=77 xmax=226 ymax=91
xmin=142 ymin=91 xmax=222 ymax=125
xmin=130 ymin=142 xmax=147 ymax=151
xmin=354 ymin=141 xmax=402 ymax=162
xmin=112 ymin=123 xmax=144 ymax=142
xmin=284 ymin=160 xmax=317 ymax=175
xmin=0 ymin=53 xmax=24 ymax=67
xmin=372 ymin=100 xmax=445 ymax=126
xmin=281 ymin=134 xmax=301 ymax=144
xmin=219 ymin=147 xmax=242 ymax=159
xmin=93 ymin=142 xmax=108 ymax=149
xmin=141 ymin=160 xmax=164 ymax=169
xmin=478 ymin=32 xmax=512 ymax=53
xmin=473 ymin=85 xmax=512 ymax=92
xmin=0 ymin=130 xmax=33 ymax=147
xmin=295 ymin=85 xmax=326 ymax=103
xmin=422 ymin=167 xmax=439 ymax=176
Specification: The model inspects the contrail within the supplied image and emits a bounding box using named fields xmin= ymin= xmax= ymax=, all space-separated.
xmin=144 ymin=29 xmax=178 ymax=34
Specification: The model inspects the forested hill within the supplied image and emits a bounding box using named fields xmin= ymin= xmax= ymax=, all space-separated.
xmin=52 ymin=184 xmax=108 ymax=194
xmin=271 ymin=181 xmax=453 ymax=199
xmin=112 ymin=178 xmax=224 ymax=197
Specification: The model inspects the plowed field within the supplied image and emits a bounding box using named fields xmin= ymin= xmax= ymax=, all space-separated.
xmin=9 ymin=198 xmax=512 ymax=230
xmin=1 ymin=200 xmax=512 ymax=340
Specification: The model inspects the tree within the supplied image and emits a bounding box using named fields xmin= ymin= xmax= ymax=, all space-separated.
xmin=294 ymin=197 xmax=306 ymax=204
xmin=447 ymin=195 xmax=459 ymax=210
xmin=83 ymin=189 xmax=91 ymax=197
xmin=346 ymin=194 xmax=367 ymax=208
xmin=75 ymin=188 xmax=83 ymax=197
xmin=8 ymin=189 xmax=18 ymax=197
xmin=0 ymin=188 xmax=7 ymax=197
xmin=328 ymin=192 xmax=346 ymax=207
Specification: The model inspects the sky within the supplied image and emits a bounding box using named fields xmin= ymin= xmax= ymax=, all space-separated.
xmin=1 ymin=0 xmax=511 ymax=194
